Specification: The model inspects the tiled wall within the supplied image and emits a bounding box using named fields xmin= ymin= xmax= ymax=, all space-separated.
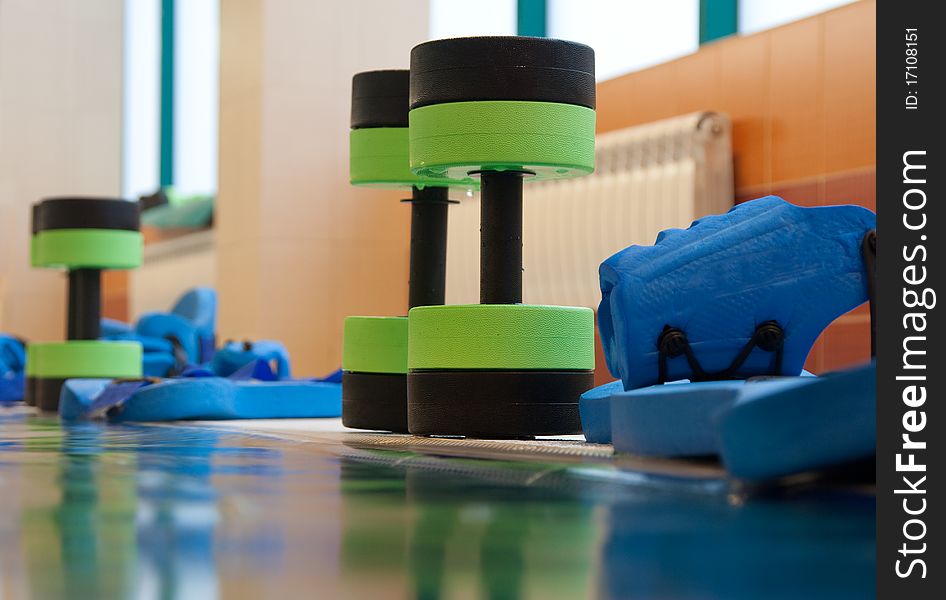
xmin=594 ymin=0 xmax=875 ymax=378
xmin=0 ymin=0 xmax=124 ymax=338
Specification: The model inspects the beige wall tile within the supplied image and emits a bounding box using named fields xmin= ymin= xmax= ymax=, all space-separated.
xmin=217 ymin=0 xmax=428 ymax=375
xmin=0 ymin=0 xmax=124 ymax=338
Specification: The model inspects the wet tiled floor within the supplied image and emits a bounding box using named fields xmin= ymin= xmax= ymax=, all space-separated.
xmin=0 ymin=409 xmax=874 ymax=599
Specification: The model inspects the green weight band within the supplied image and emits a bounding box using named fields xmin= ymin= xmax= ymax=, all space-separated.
xmin=26 ymin=341 xmax=142 ymax=378
xmin=32 ymin=229 xmax=143 ymax=270
xmin=349 ymin=128 xmax=475 ymax=189
xmin=408 ymin=304 xmax=594 ymax=370
xmin=342 ymin=316 xmax=408 ymax=374
xmin=409 ymin=101 xmax=596 ymax=182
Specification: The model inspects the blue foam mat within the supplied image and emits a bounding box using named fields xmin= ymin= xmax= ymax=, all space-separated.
xmin=610 ymin=380 xmax=749 ymax=456
xmin=719 ymin=363 xmax=875 ymax=481
xmin=600 ymin=364 xmax=874 ymax=481
xmin=60 ymin=376 xmax=341 ymax=422
xmin=579 ymin=380 xmax=623 ymax=443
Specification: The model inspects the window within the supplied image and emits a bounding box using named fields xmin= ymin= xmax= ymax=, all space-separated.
xmin=548 ymin=0 xmax=699 ymax=81
xmin=429 ymin=0 xmax=517 ymax=39
xmin=122 ymin=0 xmax=219 ymax=200
xmin=739 ymin=0 xmax=857 ymax=35
xmin=122 ymin=0 xmax=161 ymax=200
xmin=428 ymin=0 xmax=700 ymax=82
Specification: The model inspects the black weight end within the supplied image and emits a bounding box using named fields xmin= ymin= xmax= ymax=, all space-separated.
xmin=351 ymin=69 xmax=410 ymax=129
xmin=24 ymin=377 xmax=67 ymax=413
xmin=32 ymin=197 xmax=140 ymax=234
xmin=407 ymin=370 xmax=593 ymax=438
xmin=409 ymin=36 xmax=596 ymax=110
xmin=342 ymin=371 xmax=408 ymax=433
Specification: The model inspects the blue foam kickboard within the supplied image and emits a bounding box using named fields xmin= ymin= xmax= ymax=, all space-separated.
xmin=60 ymin=377 xmax=341 ymax=422
xmin=579 ymin=380 xmax=623 ymax=443
xmin=598 ymin=197 xmax=875 ymax=390
xmin=719 ymin=363 xmax=875 ymax=482
xmin=59 ymin=378 xmax=112 ymax=419
xmin=610 ymin=380 xmax=748 ymax=456
xmin=1 ymin=334 xmax=26 ymax=404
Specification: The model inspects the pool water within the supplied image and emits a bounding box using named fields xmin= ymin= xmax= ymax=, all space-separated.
xmin=0 ymin=410 xmax=875 ymax=599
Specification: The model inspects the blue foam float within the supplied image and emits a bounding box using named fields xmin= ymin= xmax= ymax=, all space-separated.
xmin=102 ymin=378 xmax=340 ymax=422
xmin=600 ymin=363 xmax=874 ymax=482
xmin=598 ymin=197 xmax=875 ymax=390
xmin=719 ymin=363 xmax=875 ymax=482
xmin=59 ymin=362 xmax=342 ymax=422
xmin=212 ymin=340 xmax=292 ymax=379
xmin=579 ymin=380 xmax=623 ymax=443
xmin=609 ymin=380 xmax=750 ymax=456
xmin=103 ymin=287 xmax=217 ymax=376
xmin=1 ymin=334 xmax=26 ymax=404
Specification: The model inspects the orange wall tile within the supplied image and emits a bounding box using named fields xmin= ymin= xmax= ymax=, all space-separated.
xmin=824 ymin=3 xmax=876 ymax=172
xmin=718 ymin=32 xmax=771 ymax=190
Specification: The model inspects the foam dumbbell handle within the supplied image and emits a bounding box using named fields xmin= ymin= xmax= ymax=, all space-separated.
xmin=68 ymin=269 xmax=101 ymax=340
xmin=480 ymin=171 xmax=524 ymax=304
xmin=408 ymin=186 xmax=450 ymax=308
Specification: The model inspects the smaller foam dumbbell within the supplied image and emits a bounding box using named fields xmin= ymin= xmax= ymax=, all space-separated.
xmin=342 ymin=70 xmax=469 ymax=432
xmin=26 ymin=198 xmax=144 ymax=411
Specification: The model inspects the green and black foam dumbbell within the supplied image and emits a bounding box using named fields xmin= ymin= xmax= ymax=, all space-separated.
xmin=406 ymin=36 xmax=597 ymax=438
xmin=342 ymin=70 xmax=470 ymax=433
xmin=25 ymin=198 xmax=143 ymax=411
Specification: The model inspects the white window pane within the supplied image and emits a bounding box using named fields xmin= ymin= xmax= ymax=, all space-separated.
xmin=122 ymin=0 xmax=161 ymax=199
xmin=174 ymin=0 xmax=219 ymax=196
xmin=548 ymin=0 xmax=699 ymax=81
xmin=740 ymin=0 xmax=857 ymax=35
xmin=430 ymin=0 xmax=517 ymax=39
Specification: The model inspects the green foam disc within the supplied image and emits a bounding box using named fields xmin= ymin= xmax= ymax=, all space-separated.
xmin=32 ymin=229 xmax=143 ymax=269
xmin=408 ymin=304 xmax=594 ymax=371
xmin=409 ymin=101 xmax=596 ymax=183
xmin=350 ymin=128 xmax=476 ymax=190
xmin=26 ymin=341 xmax=142 ymax=378
xmin=342 ymin=316 xmax=408 ymax=374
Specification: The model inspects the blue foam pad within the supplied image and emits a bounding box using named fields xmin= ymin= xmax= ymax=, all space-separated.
xmin=142 ymin=352 xmax=176 ymax=377
xmin=59 ymin=378 xmax=112 ymax=420
xmin=212 ymin=340 xmax=291 ymax=379
xmin=579 ymin=380 xmax=623 ymax=443
xmin=1 ymin=334 xmax=26 ymax=404
xmin=137 ymin=312 xmax=201 ymax=365
xmin=60 ymin=376 xmax=341 ymax=422
xmin=610 ymin=380 xmax=747 ymax=456
xmin=100 ymin=318 xmax=133 ymax=337
xmin=719 ymin=363 xmax=875 ymax=482
xmin=102 ymin=288 xmax=218 ymax=376
xmin=110 ymin=378 xmax=341 ymax=421
xmin=170 ymin=287 xmax=216 ymax=337
xmin=598 ymin=197 xmax=875 ymax=390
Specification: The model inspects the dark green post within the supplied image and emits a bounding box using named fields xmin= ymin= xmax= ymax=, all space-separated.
xmin=160 ymin=0 xmax=175 ymax=187
xmin=700 ymin=0 xmax=738 ymax=44
xmin=517 ymin=0 xmax=546 ymax=37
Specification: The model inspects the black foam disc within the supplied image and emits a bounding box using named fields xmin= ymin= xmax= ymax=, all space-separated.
xmin=351 ymin=70 xmax=410 ymax=129
xmin=24 ymin=377 xmax=67 ymax=413
xmin=342 ymin=371 xmax=408 ymax=433
xmin=407 ymin=369 xmax=594 ymax=438
xmin=32 ymin=197 xmax=140 ymax=234
xmin=409 ymin=37 xmax=595 ymax=110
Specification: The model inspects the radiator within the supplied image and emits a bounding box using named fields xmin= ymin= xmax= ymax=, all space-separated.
xmin=445 ymin=111 xmax=735 ymax=309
